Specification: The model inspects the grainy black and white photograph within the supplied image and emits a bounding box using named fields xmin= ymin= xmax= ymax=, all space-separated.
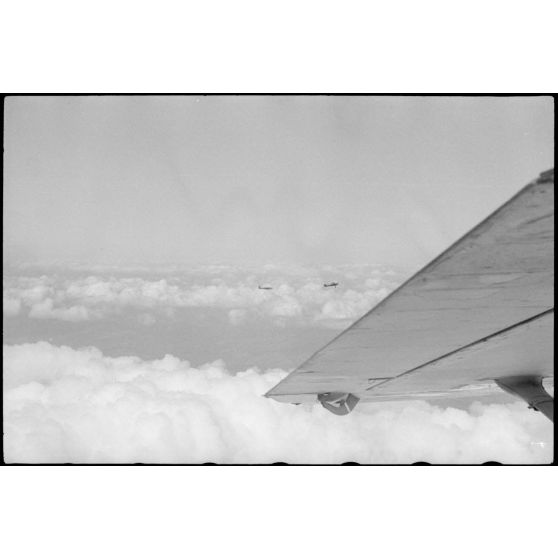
xmin=2 ymin=94 xmax=554 ymax=464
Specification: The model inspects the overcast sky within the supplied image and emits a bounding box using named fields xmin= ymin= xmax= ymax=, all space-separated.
xmin=4 ymin=95 xmax=553 ymax=267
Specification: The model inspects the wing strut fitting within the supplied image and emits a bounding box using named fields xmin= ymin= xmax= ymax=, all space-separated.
xmin=318 ymin=392 xmax=360 ymax=415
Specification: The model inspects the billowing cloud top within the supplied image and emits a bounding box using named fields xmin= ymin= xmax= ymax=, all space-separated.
xmin=3 ymin=263 xmax=406 ymax=328
xmin=4 ymin=342 xmax=552 ymax=464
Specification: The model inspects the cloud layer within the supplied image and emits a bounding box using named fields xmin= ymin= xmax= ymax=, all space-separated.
xmin=4 ymin=342 xmax=552 ymax=464
xmin=3 ymin=264 xmax=405 ymax=328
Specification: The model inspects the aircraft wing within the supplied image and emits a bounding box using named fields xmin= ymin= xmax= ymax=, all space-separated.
xmin=266 ymin=170 xmax=554 ymax=419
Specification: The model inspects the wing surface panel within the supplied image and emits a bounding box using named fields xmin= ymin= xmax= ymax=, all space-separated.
xmin=365 ymin=309 xmax=553 ymax=399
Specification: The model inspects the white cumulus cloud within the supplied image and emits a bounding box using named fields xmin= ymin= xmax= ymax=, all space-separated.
xmin=28 ymin=297 xmax=91 ymax=321
xmin=3 ymin=342 xmax=552 ymax=464
xmin=3 ymin=264 xmax=406 ymax=328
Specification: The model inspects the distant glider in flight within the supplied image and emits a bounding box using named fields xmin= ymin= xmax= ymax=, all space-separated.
xmin=267 ymin=169 xmax=554 ymax=422
xmin=258 ymin=285 xmax=273 ymax=290
xmin=323 ymin=282 xmax=339 ymax=288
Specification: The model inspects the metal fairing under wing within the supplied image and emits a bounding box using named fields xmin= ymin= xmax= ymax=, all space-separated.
xmin=265 ymin=170 xmax=554 ymax=420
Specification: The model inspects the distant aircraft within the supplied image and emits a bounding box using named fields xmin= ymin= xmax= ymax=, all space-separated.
xmin=323 ymin=282 xmax=339 ymax=288
xmin=266 ymin=169 xmax=554 ymax=422
xmin=258 ymin=285 xmax=273 ymax=290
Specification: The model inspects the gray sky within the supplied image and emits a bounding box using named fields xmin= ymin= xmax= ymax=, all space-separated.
xmin=4 ymin=95 xmax=553 ymax=267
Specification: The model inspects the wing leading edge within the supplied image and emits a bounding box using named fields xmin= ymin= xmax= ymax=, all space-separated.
xmin=266 ymin=170 xmax=554 ymax=419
